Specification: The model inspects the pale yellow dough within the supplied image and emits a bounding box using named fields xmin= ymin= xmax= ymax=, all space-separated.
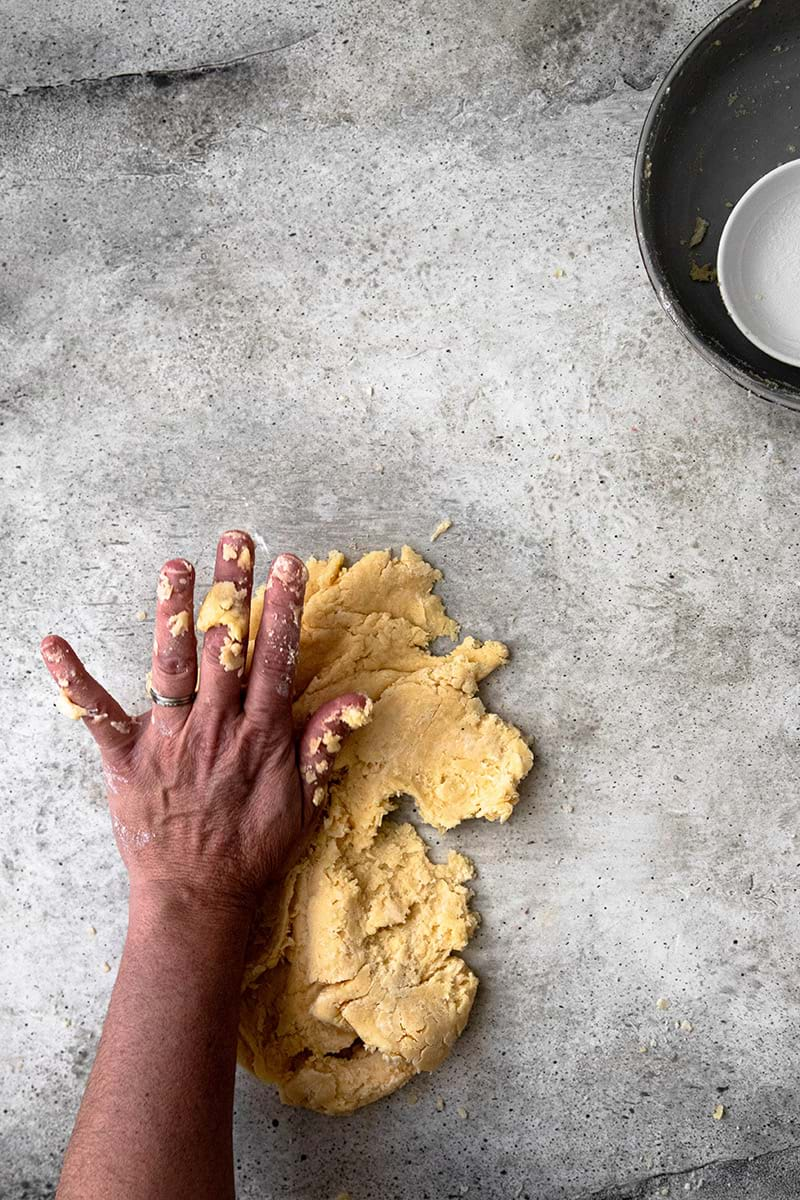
xmin=237 ymin=547 xmax=532 ymax=1115
xmin=197 ymin=581 xmax=249 ymax=672
xmin=56 ymin=689 xmax=89 ymax=720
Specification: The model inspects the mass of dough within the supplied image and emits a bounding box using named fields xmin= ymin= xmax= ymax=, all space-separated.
xmin=237 ymin=547 xmax=533 ymax=1115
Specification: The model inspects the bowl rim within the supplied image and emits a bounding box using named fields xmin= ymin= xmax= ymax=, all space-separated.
xmin=632 ymin=0 xmax=800 ymax=412
xmin=717 ymin=159 xmax=800 ymax=368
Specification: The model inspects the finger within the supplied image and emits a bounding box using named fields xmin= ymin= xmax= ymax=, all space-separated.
xmin=149 ymin=558 xmax=198 ymax=732
xmin=41 ymin=635 xmax=136 ymax=756
xmin=195 ymin=530 xmax=254 ymax=713
xmin=298 ymin=692 xmax=373 ymax=810
xmin=244 ymin=553 xmax=306 ymax=726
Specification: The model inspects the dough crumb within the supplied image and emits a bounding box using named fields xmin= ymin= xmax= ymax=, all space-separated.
xmin=430 ymin=518 xmax=453 ymax=543
xmin=322 ymin=731 xmax=342 ymax=753
xmin=688 ymin=215 xmax=709 ymax=248
xmin=339 ymin=698 xmax=374 ymax=730
xmin=56 ymin=691 xmax=89 ymax=720
xmin=87 ymin=925 xmax=97 ymax=937
xmin=312 ymin=786 xmax=326 ymax=807
xmin=457 ymin=1106 xmax=469 ymax=1120
xmin=197 ymin=581 xmax=249 ymax=641
xmin=156 ymin=573 xmax=173 ymax=602
xmin=561 ymin=803 xmax=574 ymax=814
xmin=109 ymin=720 xmax=131 ymax=734
xmin=238 ymin=546 xmax=252 ymax=570
xmin=219 ymin=637 xmax=245 ymax=672
xmin=135 ymin=610 xmax=148 ymax=622
xmin=690 ymin=261 xmax=717 ymax=283
xmin=656 ymin=997 xmax=670 ymax=1011
xmin=101 ymin=962 xmax=111 ymax=974
xmin=222 ymin=542 xmax=238 ymax=561
xmin=712 ymin=1103 xmax=725 ymax=1120
xmin=435 ymin=1095 xmax=445 ymax=1111
xmin=168 ymin=610 xmax=191 ymax=637
xmin=679 ymin=1020 xmax=693 ymax=1033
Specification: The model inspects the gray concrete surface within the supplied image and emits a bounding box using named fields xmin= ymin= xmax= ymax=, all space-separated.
xmin=3 ymin=1 xmax=800 ymax=1197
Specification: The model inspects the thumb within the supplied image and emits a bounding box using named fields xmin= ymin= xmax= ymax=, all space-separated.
xmin=298 ymin=692 xmax=373 ymax=810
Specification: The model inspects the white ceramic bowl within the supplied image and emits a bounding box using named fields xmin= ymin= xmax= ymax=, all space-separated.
xmin=718 ymin=160 xmax=800 ymax=368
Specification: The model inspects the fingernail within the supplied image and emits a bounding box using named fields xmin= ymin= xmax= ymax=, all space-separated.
xmin=43 ymin=645 xmax=64 ymax=664
xmin=270 ymin=554 xmax=308 ymax=590
xmin=161 ymin=560 xmax=194 ymax=594
xmin=220 ymin=533 xmax=253 ymax=575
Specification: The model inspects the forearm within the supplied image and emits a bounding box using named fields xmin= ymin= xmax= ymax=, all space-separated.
xmin=57 ymin=886 xmax=251 ymax=1200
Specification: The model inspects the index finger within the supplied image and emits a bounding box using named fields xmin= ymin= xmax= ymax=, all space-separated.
xmin=244 ymin=553 xmax=307 ymax=727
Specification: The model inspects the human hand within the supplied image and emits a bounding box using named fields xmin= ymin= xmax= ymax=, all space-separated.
xmin=41 ymin=530 xmax=371 ymax=916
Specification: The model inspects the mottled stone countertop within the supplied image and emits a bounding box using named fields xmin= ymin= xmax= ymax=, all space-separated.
xmin=3 ymin=2 xmax=800 ymax=1197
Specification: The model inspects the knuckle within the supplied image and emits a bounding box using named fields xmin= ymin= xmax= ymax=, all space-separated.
xmin=155 ymin=652 xmax=193 ymax=679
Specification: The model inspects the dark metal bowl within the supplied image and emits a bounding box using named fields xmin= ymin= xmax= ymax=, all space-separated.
xmin=634 ymin=0 xmax=800 ymax=411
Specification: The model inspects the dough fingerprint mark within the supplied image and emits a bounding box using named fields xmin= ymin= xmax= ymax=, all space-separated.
xmin=233 ymin=546 xmax=533 ymax=1115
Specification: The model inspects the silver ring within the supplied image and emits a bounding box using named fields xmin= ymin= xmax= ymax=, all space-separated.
xmin=149 ymin=686 xmax=196 ymax=707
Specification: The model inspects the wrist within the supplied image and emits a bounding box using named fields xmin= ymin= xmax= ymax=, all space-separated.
xmin=127 ymin=879 xmax=254 ymax=951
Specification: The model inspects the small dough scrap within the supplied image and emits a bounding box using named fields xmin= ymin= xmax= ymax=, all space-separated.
xmin=239 ymin=547 xmax=532 ymax=1115
xmin=222 ymin=542 xmax=238 ymax=561
xmin=219 ymin=637 xmax=245 ymax=672
xmin=339 ymin=698 xmax=373 ymax=730
xmin=690 ymin=261 xmax=717 ymax=283
xmin=197 ymin=581 xmax=249 ymax=641
xmin=56 ymin=690 xmax=89 ymax=720
xmin=430 ymin=517 xmax=452 ymax=542
xmin=168 ymin=610 xmax=191 ymax=638
xmin=238 ymin=546 xmax=252 ymax=571
xmin=156 ymin=573 xmax=173 ymax=602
